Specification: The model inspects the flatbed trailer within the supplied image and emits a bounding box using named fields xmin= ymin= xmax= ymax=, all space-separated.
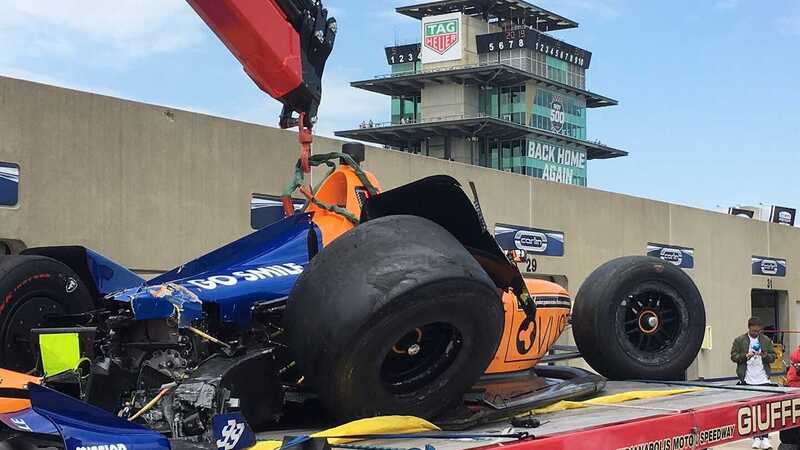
xmin=258 ymin=380 xmax=800 ymax=450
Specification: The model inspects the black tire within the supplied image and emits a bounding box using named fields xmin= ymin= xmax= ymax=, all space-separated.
xmin=286 ymin=215 xmax=503 ymax=420
xmin=0 ymin=255 xmax=94 ymax=373
xmin=572 ymin=256 xmax=705 ymax=380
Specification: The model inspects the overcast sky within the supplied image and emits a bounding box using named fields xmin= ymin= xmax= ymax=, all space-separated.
xmin=1 ymin=0 xmax=798 ymax=213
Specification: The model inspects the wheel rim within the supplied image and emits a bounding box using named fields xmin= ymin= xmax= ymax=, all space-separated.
xmin=2 ymin=296 xmax=64 ymax=372
xmin=379 ymin=322 xmax=463 ymax=395
xmin=619 ymin=289 xmax=681 ymax=354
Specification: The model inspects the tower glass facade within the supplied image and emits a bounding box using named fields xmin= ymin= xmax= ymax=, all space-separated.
xmin=336 ymin=1 xmax=625 ymax=189
xmin=479 ymin=49 xmax=585 ymax=89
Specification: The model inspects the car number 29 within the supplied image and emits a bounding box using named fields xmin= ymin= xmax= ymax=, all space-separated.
xmin=526 ymin=256 xmax=537 ymax=273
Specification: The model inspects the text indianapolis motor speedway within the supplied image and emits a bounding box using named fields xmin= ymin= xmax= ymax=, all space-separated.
xmin=616 ymin=425 xmax=735 ymax=450
xmin=617 ymin=398 xmax=800 ymax=450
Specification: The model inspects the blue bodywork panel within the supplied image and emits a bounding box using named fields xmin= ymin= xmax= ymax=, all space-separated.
xmin=1 ymin=384 xmax=167 ymax=448
xmin=0 ymin=406 xmax=60 ymax=436
xmin=107 ymin=213 xmax=319 ymax=327
xmin=25 ymin=383 xmax=169 ymax=450
xmin=85 ymin=248 xmax=145 ymax=295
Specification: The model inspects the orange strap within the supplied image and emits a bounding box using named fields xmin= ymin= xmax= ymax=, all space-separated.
xmin=298 ymin=112 xmax=312 ymax=174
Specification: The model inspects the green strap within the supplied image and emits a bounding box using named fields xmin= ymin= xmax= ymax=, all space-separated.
xmin=282 ymin=152 xmax=378 ymax=225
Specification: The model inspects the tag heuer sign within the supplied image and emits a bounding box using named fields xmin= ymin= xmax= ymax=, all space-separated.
xmin=421 ymin=13 xmax=462 ymax=63
xmin=424 ymin=18 xmax=458 ymax=54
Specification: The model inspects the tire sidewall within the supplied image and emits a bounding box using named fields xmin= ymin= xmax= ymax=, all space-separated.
xmin=0 ymin=256 xmax=93 ymax=371
xmin=287 ymin=215 xmax=504 ymax=420
xmin=574 ymin=256 xmax=705 ymax=380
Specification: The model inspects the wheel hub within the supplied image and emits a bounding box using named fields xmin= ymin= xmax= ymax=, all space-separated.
xmin=381 ymin=323 xmax=462 ymax=394
xmin=619 ymin=289 xmax=681 ymax=355
xmin=638 ymin=311 xmax=660 ymax=334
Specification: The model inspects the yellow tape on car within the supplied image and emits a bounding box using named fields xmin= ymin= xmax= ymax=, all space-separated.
xmin=251 ymin=415 xmax=440 ymax=450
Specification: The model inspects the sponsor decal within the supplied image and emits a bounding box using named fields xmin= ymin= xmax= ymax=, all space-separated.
xmin=495 ymin=224 xmax=564 ymax=257
xmin=213 ymin=413 xmax=255 ymax=450
xmin=533 ymin=296 xmax=572 ymax=309
xmin=770 ymin=205 xmax=796 ymax=226
xmin=752 ymin=256 xmax=787 ymax=277
xmin=550 ymin=96 xmax=565 ymax=134
xmin=515 ymin=230 xmax=548 ymax=253
xmin=420 ymin=13 xmax=462 ymax=63
xmin=10 ymin=417 xmax=31 ymax=432
xmin=476 ymin=28 xmax=592 ymax=69
xmin=515 ymin=316 xmax=536 ymax=354
xmin=728 ymin=207 xmax=755 ymax=218
xmin=424 ymin=17 xmax=458 ymax=54
xmin=385 ymin=43 xmax=421 ymax=65
xmin=187 ymin=263 xmax=304 ymax=290
xmin=647 ymin=243 xmax=695 ymax=269
xmin=507 ymin=306 xmax=569 ymax=360
xmin=65 ymin=277 xmax=78 ymax=293
xmin=75 ymin=445 xmax=127 ymax=450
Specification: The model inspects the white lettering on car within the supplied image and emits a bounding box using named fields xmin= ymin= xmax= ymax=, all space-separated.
xmin=186 ymin=263 xmax=305 ymax=290
xmin=75 ymin=444 xmax=127 ymax=450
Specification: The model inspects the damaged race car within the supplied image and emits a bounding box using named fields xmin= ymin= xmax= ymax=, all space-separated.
xmin=0 ymin=146 xmax=706 ymax=448
xmin=0 ymin=0 xmax=707 ymax=448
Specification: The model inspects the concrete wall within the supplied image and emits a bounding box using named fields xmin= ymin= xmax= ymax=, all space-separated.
xmin=420 ymin=83 xmax=470 ymax=119
xmin=0 ymin=76 xmax=797 ymax=378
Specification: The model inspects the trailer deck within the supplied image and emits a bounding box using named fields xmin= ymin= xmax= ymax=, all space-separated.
xmin=257 ymin=380 xmax=800 ymax=450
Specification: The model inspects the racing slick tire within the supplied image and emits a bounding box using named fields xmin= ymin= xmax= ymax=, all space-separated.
xmin=572 ymin=256 xmax=705 ymax=380
xmin=286 ymin=215 xmax=503 ymax=420
xmin=0 ymin=255 xmax=94 ymax=373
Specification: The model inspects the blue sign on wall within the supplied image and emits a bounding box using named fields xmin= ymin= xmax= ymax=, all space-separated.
xmin=752 ymin=256 xmax=787 ymax=277
xmin=647 ymin=243 xmax=695 ymax=269
xmin=494 ymin=223 xmax=564 ymax=257
xmin=0 ymin=162 xmax=19 ymax=206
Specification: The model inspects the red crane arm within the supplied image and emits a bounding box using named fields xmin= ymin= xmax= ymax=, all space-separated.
xmin=186 ymin=0 xmax=336 ymax=129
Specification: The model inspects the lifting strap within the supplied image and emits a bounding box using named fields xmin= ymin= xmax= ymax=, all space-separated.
xmin=282 ymin=152 xmax=378 ymax=225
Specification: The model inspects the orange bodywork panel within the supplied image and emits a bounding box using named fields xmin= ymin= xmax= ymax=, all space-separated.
xmin=0 ymin=368 xmax=39 ymax=413
xmin=486 ymin=279 xmax=571 ymax=374
xmin=308 ymin=164 xmax=381 ymax=246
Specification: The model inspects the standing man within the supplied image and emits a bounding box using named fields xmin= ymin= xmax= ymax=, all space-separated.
xmin=731 ymin=317 xmax=777 ymax=449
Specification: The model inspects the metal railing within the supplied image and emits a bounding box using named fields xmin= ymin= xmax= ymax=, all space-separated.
xmin=354 ymin=112 xmax=499 ymax=129
xmin=352 ymin=114 xmax=610 ymax=148
xmin=372 ymin=62 xmax=513 ymax=80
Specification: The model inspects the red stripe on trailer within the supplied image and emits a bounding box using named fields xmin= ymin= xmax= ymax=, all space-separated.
xmin=481 ymin=392 xmax=800 ymax=450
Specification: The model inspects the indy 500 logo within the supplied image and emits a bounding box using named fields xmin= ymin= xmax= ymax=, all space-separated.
xmin=550 ymin=96 xmax=565 ymax=134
